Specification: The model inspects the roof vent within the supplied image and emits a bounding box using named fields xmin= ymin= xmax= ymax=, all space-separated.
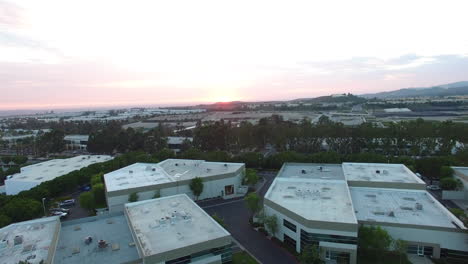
xmin=129 ymin=170 xmax=133 ymax=174
xmin=175 ymin=163 xmax=178 ymax=166
xmin=0 ymin=239 xmax=8 ymax=249
xmin=388 ymin=211 xmax=395 ymax=217
xmin=376 ymin=170 xmax=381 ymax=174
xmin=224 ymin=163 xmax=227 ymax=167
xmin=152 ymin=168 xmax=156 ymax=171
xmin=14 ymin=235 xmax=23 ymax=245
xmin=318 ymin=166 xmax=323 ymax=171
xmin=301 ymin=169 xmax=306 ymax=174
xmin=415 ymin=203 xmax=423 ymax=210
xmin=383 ymin=170 xmax=388 ymax=174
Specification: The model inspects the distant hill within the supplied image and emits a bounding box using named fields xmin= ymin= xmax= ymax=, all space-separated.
xmin=361 ymin=81 xmax=468 ymax=99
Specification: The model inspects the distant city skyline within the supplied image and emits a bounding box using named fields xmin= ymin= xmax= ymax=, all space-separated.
xmin=1 ymin=0 xmax=468 ymax=110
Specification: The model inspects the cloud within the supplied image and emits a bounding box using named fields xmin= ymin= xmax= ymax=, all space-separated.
xmin=0 ymin=1 xmax=23 ymax=27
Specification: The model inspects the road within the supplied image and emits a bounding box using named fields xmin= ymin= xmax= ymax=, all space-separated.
xmin=198 ymin=171 xmax=298 ymax=264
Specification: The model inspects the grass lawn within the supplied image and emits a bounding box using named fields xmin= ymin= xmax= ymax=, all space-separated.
xmin=232 ymin=251 xmax=258 ymax=264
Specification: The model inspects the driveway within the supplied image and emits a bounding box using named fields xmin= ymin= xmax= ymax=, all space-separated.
xmin=200 ymin=171 xmax=298 ymax=264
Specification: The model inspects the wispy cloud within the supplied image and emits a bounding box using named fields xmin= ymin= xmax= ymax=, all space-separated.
xmin=0 ymin=1 xmax=23 ymax=27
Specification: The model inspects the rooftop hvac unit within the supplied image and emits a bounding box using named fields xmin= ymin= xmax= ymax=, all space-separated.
xmin=415 ymin=203 xmax=423 ymax=210
xmin=14 ymin=235 xmax=23 ymax=245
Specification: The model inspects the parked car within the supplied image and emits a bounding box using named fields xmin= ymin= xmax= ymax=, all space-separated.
xmin=80 ymin=185 xmax=91 ymax=192
xmin=51 ymin=211 xmax=68 ymax=218
xmin=50 ymin=207 xmax=70 ymax=213
xmin=59 ymin=199 xmax=76 ymax=207
xmin=426 ymin=185 xmax=441 ymax=191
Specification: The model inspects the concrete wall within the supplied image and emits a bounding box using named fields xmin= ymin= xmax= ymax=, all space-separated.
xmin=108 ymin=172 xmax=243 ymax=212
xmin=442 ymin=190 xmax=468 ymax=200
xmin=361 ymin=222 xmax=468 ymax=258
xmin=264 ymin=204 xmax=358 ymax=264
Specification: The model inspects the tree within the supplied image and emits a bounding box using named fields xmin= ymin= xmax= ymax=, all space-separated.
xmin=440 ymin=166 xmax=454 ymax=178
xmin=190 ymin=177 xmax=204 ymax=200
xmin=79 ymin=192 xmax=95 ymax=211
xmin=393 ymin=239 xmax=408 ymax=264
xmin=264 ymin=214 xmax=278 ymax=237
xmin=0 ymin=214 xmax=11 ymax=228
xmin=440 ymin=177 xmax=461 ymax=190
xmin=128 ymin=192 xmax=139 ymax=202
xmin=92 ymin=183 xmax=106 ymax=206
xmin=245 ymin=169 xmax=259 ymax=185
xmin=300 ymin=245 xmax=324 ymax=264
xmin=36 ymin=130 xmax=65 ymax=154
xmin=244 ymin=192 xmax=261 ymax=215
xmin=358 ymin=226 xmax=393 ymax=258
xmin=3 ymin=198 xmax=42 ymax=222
xmin=153 ymin=190 xmax=161 ymax=199
xmin=211 ymin=213 xmax=227 ymax=228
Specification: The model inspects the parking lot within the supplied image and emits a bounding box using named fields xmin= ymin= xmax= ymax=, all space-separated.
xmin=199 ymin=171 xmax=298 ymax=264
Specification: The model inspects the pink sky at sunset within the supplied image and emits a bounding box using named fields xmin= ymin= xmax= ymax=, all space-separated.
xmin=1 ymin=0 xmax=468 ymax=110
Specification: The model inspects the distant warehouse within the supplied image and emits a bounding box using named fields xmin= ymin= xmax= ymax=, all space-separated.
xmin=104 ymin=159 xmax=246 ymax=212
xmin=5 ymin=155 xmax=113 ymax=195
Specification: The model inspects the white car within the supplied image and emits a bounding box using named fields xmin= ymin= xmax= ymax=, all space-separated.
xmin=426 ymin=185 xmax=441 ymax=191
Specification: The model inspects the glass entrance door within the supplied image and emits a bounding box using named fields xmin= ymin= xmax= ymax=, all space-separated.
xmin=417 ymin=245 xmax=424 ymax=256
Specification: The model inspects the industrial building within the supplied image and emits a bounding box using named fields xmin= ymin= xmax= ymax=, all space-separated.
xmin=104 ymin=159 xmax=245 ymax=212
xmin=64 ymin=135 xmax=89 ymax=150
xmin=442 ymin=166 xmax=468 ymax=213
xmin=0 ymin=216 xmax=61 ymax=264
xmin=264 ymin=162 xmax=468 ymax=264
xmin=0 ymin=195 xmax=232 ymax=264
xmin=4 ymin=155 xmax=113 ymax=195
xmin=125 ymin=194 xmax=232 ymax=264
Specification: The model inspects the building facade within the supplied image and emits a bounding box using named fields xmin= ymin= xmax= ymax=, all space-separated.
xmin=104 ymin=159 xmax=245 ymax=212
xmin=264 ymin=162 xmax=468 ymax=264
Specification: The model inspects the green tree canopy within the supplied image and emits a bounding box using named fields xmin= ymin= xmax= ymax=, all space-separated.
xmin=300 ymin=245 xmax=324 ymax=264
xmin=245 ymin=169 xmax=259 ymax=185
xmin=128 ymin=192 xmax=139 ymax=202
xmin=264 ymin=214 xmax=278 ymax=237
xmin=440 ymin=166 xmax=454 ymax=178
xmin=189 ymin=177 xmax=204 ymax=200
xmin=244 ymin=192 xmax=261 ymax=215
xmin=79 ymin=191 xmax=95 ymax=211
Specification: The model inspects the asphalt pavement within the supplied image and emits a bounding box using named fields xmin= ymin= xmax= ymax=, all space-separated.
xmin=199 ymin=171 xmax=298 ymax=264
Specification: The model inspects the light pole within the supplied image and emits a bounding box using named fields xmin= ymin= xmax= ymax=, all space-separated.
xmin=42 ymin=198 xmax=46 ymax=217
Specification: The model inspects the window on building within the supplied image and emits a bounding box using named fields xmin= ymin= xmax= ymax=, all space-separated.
xmin=283 ymin=219 xmax=297 ymax=232
xmin=300 ymin=229 xmax=357 ymax=251
xmin=283 ymin=234 xmax=297 ymax=251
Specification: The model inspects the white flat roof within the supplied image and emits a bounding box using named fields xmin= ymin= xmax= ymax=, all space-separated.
xmin=125 ymin=194 xmax=230 ymax=257
xmin=64 ymin=135 xmax=89 ymax=141
xmin=266 ymin=164 xmax=357 ymax=224
xmin=342 ymin=163 xmax=424 ymax=184
xmin=278 ymin=163 xmax=345 ymax=180
xmin=104 ymin=159 xmax=244 ymax=192
xmin=0 ymin=216 xmax=60 ymax=264
xmin=6 ymin=155 xmax=112 ymax=183
xmin=350 ymin=187 xmax=466 ymax=229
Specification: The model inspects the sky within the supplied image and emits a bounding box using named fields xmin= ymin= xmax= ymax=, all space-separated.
xmin=1 ymin=0 xmax=468 ymax=110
